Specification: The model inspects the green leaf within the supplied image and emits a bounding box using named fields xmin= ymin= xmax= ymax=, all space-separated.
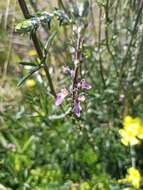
xmin=17 ymin=65 xmax=42 ymax=87
xmin=44 ymin=31 xmax=57 ymax=56
xmin=19 ymin=61 xmax=37 ymax=66
xmin=8 ymin=134 xmax=22 ymax=153
xmin=22 ymin=135 xmax=34 ymax=153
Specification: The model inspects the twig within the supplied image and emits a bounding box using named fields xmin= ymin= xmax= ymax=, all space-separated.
xmin=72 ymin=29 xmax=82 ymax=104
xmin=130 ymin=145 xmax=136 ymax=168
xmin=104 ymin=0 xmax=119 ymax=77
xmin=118 ymin=1 xmax=143 ymax=87
xmin=17 ymin=0 xmax=56 ymax=97
xmin=98 ymin=8 xmax=106 ymax=88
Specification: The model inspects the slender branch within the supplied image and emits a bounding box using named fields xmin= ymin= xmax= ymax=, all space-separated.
xmin=133 ymin=32 xmax=143 ymax=76
xmin=98 ymin=8 xmax=106 ymax=88
xmin=104 ymin=0 xmax=119 ymax=77
xmin=17 ymin=0 xmax=56 ymax=97
xmin=130 ymin=145 xmax=136 ymax=168
xmin=72 ymin=29 xmax=82 ymax=104
xmin=118 ymin=1 xmax=143 ymax=87
xmin=18 ymin=0 xmax=31 ymax=19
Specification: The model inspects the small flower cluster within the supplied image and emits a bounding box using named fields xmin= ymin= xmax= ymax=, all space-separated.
xmin=119 ymin=115 xmax=143 ymax=146
xmin=118 ymin=167 xmax=141 ymax=189
xmin=16 ymin=10 xmax=70 ymax=34
xmin=55 ymin=66 xmax=91 ymax=117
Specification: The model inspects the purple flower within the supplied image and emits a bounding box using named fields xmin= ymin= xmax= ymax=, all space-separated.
xmin=55 ymin=88 xmax=68 ymax=106
xmin=80 ymin=79 xmax=92 ymax=90
xmin=63 ymin=66 xmax=75 ymax=80
xmin=72 ymin=100 xmax=81 ymax=117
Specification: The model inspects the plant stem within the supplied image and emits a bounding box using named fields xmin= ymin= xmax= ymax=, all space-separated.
xmin=98 ymin=8 xmax=106 ymax=88
xmin=17 ymin=0 xmax=56 ymax=97
xmin=118 ymin=1 xmax=143 ymax=87
xmin=104 ymin=0 xmax=119 ymax=77
xmin=72 ymin=29 xmax=82 ymax=104
xmin=130 ymin=145 xmax=136 ymax=168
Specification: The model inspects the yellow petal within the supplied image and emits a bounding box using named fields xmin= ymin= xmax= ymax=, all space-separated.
xmin=123 ymin=115 xmax=133 ymax=126
xmin=138 ymin=126 xmax=143 ymax=139
xmin=126 ymin=167 xmax=141 ymax=189
xmin=121 ymin=138 xmax=129 ymax=146
xmin=25 ymin=79 xmax=36 ymax=88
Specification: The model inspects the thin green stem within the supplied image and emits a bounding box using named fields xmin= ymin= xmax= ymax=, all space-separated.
xmin=130 ymin=145 xmax=136 ymax=168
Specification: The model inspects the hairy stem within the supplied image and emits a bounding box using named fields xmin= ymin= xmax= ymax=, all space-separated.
xmin=72 ymin=29 xmax=82 ymax=104
xmin=18 ymin=0 xmax=56 ymax=97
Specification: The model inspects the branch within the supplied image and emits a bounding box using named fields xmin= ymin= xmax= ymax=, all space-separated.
xmin=17 ymin=0 xmax=56 ymax=97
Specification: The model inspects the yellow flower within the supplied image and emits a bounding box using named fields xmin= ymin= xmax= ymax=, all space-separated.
xmin=25 ymin=79 xmax=36 ymax=88
xmin=126 ymin=167 xmax=141 ymax=189
xmin=119 ymin=115 xmax=143 ymax=146
xmin=118 ymin=167 xmax=141 ymax=189
xmin=138 ymin=126 xmax=143 ymax=140
xmin=119 ymin=129 xmax=139 ymax=146
xmin=28 ymin=49 xmax=37 ymax=56
xmin=124 ymin=117 xmax=141 ymax=134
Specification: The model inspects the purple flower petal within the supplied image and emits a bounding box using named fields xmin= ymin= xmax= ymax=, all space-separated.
xmin=72 ymin=101 xmax=81 ymax=117
xmin=81 ymin=79 xmax=92 ymax=90
xmin=55 ymin=88 xmax=68 ymax=106
xmin=55 ymin=95 xmax=64 ymax=106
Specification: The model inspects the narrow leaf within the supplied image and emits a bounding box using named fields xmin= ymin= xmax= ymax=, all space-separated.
xmin=17 ymin=65 xmax=42 ymax=87
xmin=19 ymin=61 xmax=37 ymax=66
xmin=22 ymin=135 xmax=34 ymax=153
xmin=44 ymin=32 xmax=57 ymax=56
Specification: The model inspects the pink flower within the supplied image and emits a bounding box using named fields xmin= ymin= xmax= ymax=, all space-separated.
xmin=70 ymin=70 xmax=75 ymax=80
xmin=55 ymin=88 xmax=69 ymax=106
xmin=78 ymin=95 xmax=86 ymax=102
